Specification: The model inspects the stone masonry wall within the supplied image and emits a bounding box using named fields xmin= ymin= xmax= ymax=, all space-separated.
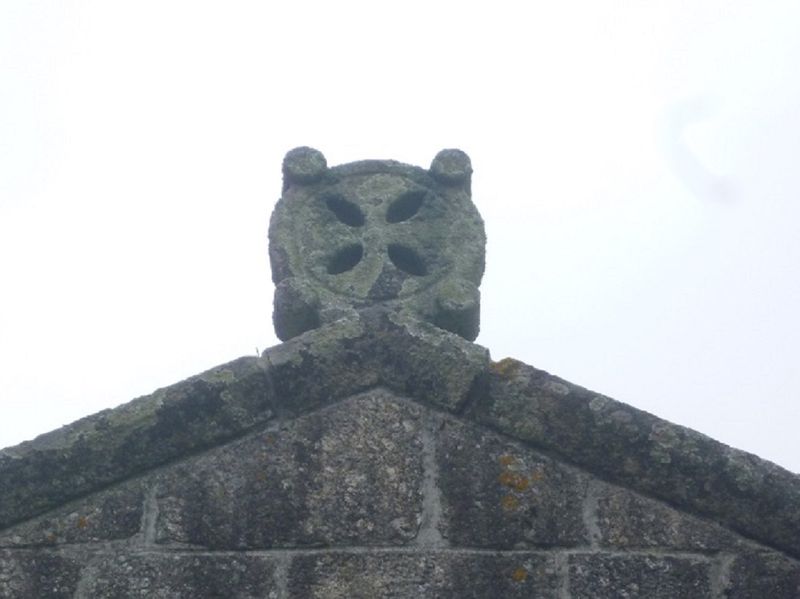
xmin=1 ymin=388 xmax=798 ymax=598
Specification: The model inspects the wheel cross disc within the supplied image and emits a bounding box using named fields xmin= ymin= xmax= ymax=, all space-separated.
xmin=269 ymin=148 xmax=485 ymax=341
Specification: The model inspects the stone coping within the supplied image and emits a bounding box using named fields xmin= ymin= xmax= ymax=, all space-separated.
xmin=1 ymin=310 xmax=798 ymax=559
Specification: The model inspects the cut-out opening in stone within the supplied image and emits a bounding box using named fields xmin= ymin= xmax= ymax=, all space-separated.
xmin=386 ymin=190 xmax=425 ymax=223
xmin=327 ymin=244 xmax=363 ymax=274
xmin=388 ymin=244 xmax=428 ymax=276
xmin=325 ymin=195 xmax=365 ymax=227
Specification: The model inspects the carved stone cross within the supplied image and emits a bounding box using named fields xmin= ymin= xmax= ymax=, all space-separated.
xmin=269 ymin=147 xmax=486 ymax=341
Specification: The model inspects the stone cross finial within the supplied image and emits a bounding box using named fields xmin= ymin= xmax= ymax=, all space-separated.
xmin=269 ymin=148 xmax=486 ymax=341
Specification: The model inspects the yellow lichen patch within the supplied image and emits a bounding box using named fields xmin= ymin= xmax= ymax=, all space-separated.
xmin=498 ymin=471 xmax=530 ymax=492
xmin=498 ymin=454 xmax=516 ymax=467
xmin=489 ymin=358 xmax=522 ymax=378
xmin=501 ymin=494 xmax=519 ymax=511
xmin=530 ymin=468 xmax=545 ymax=483
xmin=511 ymin=567 xmax=528 ymax=582
xmin=510 ymin=475 xmax=530 ymax=492
xmin=497 ymin=471 xmax=515 ymax=486
xmin=76 ymin=516 xmax=88 ymax=529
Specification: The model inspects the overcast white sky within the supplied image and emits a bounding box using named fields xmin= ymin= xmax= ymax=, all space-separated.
xmin=1 ymin=2 xmax=799 ymax=473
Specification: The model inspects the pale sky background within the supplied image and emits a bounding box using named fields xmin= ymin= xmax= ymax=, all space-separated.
xmin=1 ymin=2 xmax=799 ymax=473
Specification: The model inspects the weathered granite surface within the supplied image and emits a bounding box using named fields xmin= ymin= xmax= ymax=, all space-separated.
xmin=568 ymin=554 xmax=712 ymax=598
xmin=5 ymin=317 xmax=797 ymax=564
xmin=1 ymin=373 xmax=799 ymax=597
xmin=436 ymin=416 xmax=588 ymax=549
xmin=467 ymin=357 xmax=800 ymax=559
xmin=270 ymin=148 xmax=486 ymax=341
xmin=0 ymin=356 xmax=274 ymax=529
xmin=0 ymin=550 xmax=83 ymax=598
xmin=265 ymin=309 xmax=490 ymax=417
xmin=79 ymin=553 xmax=276 ymax=597
xmin=154 ymin=392 xmax=424 ymax=549
xmin=0 ymin=477 xmax=145 ymax=547
xmin=288 ymin=552 xmax=561 ymax=598
xmin=0 ymin=312 xmax=488 ymax=530
xmin=726 ymin=551 xmax=800 ymax=598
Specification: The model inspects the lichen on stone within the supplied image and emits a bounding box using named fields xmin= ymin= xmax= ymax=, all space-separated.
xmin=269 ymin=147 xmax=486 ymax=341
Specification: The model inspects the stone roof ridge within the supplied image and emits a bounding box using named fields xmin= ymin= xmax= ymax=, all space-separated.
xmin=1 ymin=312 xmax=799 ymax=561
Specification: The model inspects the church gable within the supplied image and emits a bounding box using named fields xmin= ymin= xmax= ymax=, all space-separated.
xmin=1 ymin=384 xmax=799 ymax=597
xmin=2 ymin=148 xmax=799 ymax=597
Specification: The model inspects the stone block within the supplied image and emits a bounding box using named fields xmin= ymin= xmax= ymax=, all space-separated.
xmin=264 ymin=311 xmax=489 ymax=415
xmin=288 ymin=551 xmax=560 ymax=598
xmin=594 ymin=483 xmax=741 ymax=551
xmin=0 ymin=479 xmax=144 ymax=547
xmin=568 ymin=553 xmax=712 ymax=598
xmin=377 ymin=312 xmax=489 ymax=412
xmin=725 ymin=551 xmax=800 ymax=598
xmin=436 ymin=417 xmax=587 ymax=548
xmin=264 ymin=317 xmax=380 ymax=415
xmin=155 ymin=390 xmax=424 ymax=548
xmin=79 ymin=553 xmax=275 ymax=598
xmin=0 ymin=550 xmax=82 ymax=599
